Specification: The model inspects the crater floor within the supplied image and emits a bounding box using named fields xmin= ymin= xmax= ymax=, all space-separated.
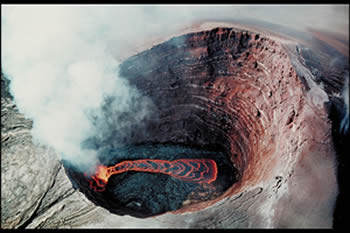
xmin=1 ymin=24 xmax=347 ymax=228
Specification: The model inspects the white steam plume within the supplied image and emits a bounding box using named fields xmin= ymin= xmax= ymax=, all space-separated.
xmin=2 ymin=5 xmax=348 ymax=171
xmin=1 ymin=6 xmax=156 ymax=170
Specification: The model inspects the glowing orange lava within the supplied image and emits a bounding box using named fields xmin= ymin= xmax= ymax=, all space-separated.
xmin=87 ymin=159 xmax=218 ymax=192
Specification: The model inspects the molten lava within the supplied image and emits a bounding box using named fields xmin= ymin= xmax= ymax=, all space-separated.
xmin=88 ymin=159 xmax=218 ymax=192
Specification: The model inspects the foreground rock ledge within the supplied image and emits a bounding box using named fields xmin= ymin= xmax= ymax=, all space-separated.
xmin=1 ymin=26 xmax=345 ymax=228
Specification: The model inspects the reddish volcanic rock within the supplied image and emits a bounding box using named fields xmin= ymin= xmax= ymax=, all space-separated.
xmin=2 ymin=25 xmax=345 ymax=228
xmin=114 ymin=27 xmax=338 ymax=225
xmin=120 ymin=27 xmax=307 ymax=199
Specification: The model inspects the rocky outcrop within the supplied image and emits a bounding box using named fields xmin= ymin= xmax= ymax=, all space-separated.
xmin=1 ymin=76 xmax=60 ymax=228
xmin=1 ymin=25 xmax=347 ymax=228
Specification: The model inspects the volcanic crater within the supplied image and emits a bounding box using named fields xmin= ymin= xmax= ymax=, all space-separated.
xmin=65 ymin=27 xmax=309 ymax=218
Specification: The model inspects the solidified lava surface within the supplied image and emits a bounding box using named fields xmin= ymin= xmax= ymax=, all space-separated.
xmin=65 ymin=27 xmax=312 ymax=218
xmin=65 ymin=144 xmax=235 ymax=218
xmin=88 ymin=158 xmax=218 ymax=192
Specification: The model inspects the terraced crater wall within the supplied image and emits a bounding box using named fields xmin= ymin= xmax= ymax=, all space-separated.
xmin=2 ymin=26 xmax=344 ymax=228
xmin=118 ymin=27 xmax=313 ymax=213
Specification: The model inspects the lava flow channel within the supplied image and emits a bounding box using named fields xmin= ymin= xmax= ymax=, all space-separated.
xmin=88 ymin=159 xmax=218 ymax=192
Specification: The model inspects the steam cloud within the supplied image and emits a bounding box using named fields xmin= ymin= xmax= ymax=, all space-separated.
xmin=1 ymin=5 xmax=348 ymax=171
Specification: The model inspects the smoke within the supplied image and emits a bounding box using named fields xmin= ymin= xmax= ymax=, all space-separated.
xmin=1 ymin=5 xmax=348 ymax=171
xmin=1 ymin=6 xmax=159 ymax=171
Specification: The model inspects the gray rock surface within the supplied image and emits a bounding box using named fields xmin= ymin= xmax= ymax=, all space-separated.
xmin=1 ymin=95 xmax=60 ymax=228
xmin=1 ymin=22 xmax=347 ymax=228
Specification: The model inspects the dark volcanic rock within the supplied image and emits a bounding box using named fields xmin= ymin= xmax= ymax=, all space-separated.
xmin=116 ymin=27 xmax=339 ymax=219
xmin=1 ymin=25 xmax=347 ymax=228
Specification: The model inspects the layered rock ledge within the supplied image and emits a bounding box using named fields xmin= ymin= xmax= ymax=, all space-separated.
xmin=1 ymin=25 xmax=347 ymax=228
